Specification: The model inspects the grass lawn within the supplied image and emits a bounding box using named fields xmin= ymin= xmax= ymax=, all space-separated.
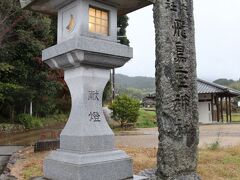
xmin=10 ymin=146 xmax=240 ymax=180
xmin=223 ymin=113 xmax=240 ymax=123
xmin=136 ymin=110 xmax=240 ymax=126
xmin=136 ymin=109 xmax=156 ymax=128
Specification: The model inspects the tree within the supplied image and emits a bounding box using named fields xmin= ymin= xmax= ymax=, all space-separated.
xmin=109 ymin=95 xmax=140 ymax=128
xmin=0 ymin=0 xmax=23 ymax=47
xmin=0 ymin=0 xmax=61 ymax=120
xmin=109 ymin=15 xmax=130 ymax=101
xmin=214 ymin=79 xmax=235 ymax=86
xmin=117 ymin=15 xmax=130 ymax=46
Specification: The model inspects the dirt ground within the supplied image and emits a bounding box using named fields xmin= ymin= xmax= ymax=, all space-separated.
xmin=5 ymin=124 xmax=240 ymax=180
xmin=115 ymin=124 xmax=240 ymax=148
xmin=9 ymin=145 xmax=240 ymax=180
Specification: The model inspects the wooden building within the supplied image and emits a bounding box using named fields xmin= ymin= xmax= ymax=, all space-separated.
xmin=198 ymin=79 xmax=240 ymax=123
xmin=143 ymin=79 xmax=240 ymax=124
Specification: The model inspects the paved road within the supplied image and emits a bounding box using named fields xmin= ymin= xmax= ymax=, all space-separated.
xmin=1 ymin=124 xmax=240 ymax=148
xmin=115 ymin=124 xmax=240 ymax=148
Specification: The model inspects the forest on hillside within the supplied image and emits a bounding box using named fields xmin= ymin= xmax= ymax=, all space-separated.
xmin=115 ymin=74 xmax=155 ymax=100
xmin=0 ymin=0 xmax=129 ymax=124
xmin=115 ymin=75 xmax=240 ymax=100
xmin=213 ymin=79 xmax=240 ymax=91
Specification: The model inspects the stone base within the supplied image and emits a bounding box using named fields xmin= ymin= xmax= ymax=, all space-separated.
xmin=129 ymin=175 xmax=149 ymax=180
xmin=44 ymin=149 xmax=133 ymax=180
xmin=31 ymin=175 xmax=148 ymax=180
xmin=174 ymin=173 xmax=201 ymax=180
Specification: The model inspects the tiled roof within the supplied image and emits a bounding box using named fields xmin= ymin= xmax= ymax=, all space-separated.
xmin=197 ymin=79 xmax=227 ymax=94
xmin=197 ymin=79 xmax=240 ymax=96
xmin=146 ymin=79 xmax=240 ymax=97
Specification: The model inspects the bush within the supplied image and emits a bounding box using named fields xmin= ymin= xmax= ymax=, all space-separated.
xmin=208 ymin=140 xmax=220 ymax=150
xmin=109 ymin=95 xmax=140 ymax=128
xmin=0 ymin=123 xmax=25 ymax=132
xmin=17 ymin=114 xmax=43 ymax=129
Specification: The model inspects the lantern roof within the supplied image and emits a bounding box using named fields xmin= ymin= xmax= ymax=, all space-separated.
xmin=20 ymin=0 xmax=154 ymax=16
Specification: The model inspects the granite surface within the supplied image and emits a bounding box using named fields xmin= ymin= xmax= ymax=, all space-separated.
xmin=43 ymin=66 xmax=134 ymax=180
xmin=42 ymin=36 xmax=133 ymax=69
xmin=153 ymin=0 xmax=200 ymax=179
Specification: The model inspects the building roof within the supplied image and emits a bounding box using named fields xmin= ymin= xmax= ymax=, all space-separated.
xmin=197 ymin=79 xmax=227 ymax=94
xmin=20 ymin=0 xmax=154 ymax=16
xmin=146 ymin=79 xmax=240 ymax=98
xmin=197 ymin=79 xmax=240 ymax=97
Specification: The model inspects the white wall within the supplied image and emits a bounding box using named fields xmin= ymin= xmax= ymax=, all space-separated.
xmin=198 ymin=101 xmax=212 ymax=124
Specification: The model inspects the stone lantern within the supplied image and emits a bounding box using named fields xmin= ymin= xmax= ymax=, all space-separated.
xmin=20 ymin=0 xmax=153 ymax=180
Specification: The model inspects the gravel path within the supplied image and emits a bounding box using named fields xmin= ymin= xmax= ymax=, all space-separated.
xmin=115 ymin=124 xmax=240 ymax=148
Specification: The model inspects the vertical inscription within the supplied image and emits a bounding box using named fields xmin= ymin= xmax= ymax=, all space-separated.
xmin=165 ymin=0 xmax=190 ymax=137
xmin=172 ymin=19 xmax=187 ymax=39
xmin=88 ymin=90 xmax=99 ymax=101
xmin=88 ymin=112 xmax=101 ymax=122
xmin=88 ymin=90 xmax=100 ymax=122
xmin=165 ymin=0 xmax=177 ymax=12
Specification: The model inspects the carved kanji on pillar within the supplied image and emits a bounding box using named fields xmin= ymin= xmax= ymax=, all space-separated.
xmin=153 ymin=0 xmax=200 ymax=179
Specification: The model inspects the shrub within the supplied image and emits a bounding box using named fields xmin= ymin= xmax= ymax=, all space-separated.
xmin=0 ymin=123 xmax=25 ymax=132
xmin=109 ymin=95 xmax=140 ymax=128
xmin=208 ymin=140 xmax=220 ymax=150
xmin=17 ymin=114 xmax=43 ymax=129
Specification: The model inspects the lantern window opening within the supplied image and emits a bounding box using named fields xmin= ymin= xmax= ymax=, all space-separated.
xmin=89 ymin=6 xmax=109 ymax=36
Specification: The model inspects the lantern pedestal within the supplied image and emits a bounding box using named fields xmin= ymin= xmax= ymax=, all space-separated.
xmin=40 ymin=36 xmax=138 ymax=179
xmin=43 ymin=66 xmax=133 ymax=180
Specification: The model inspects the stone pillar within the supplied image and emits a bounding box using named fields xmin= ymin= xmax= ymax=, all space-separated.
xmin=60 ymin=67 xmax=114 ymax=152
xmin=153 ymin=0 xmax=200 ymax=179
xmin=44 ymin=66 xmax=133 ymax=180
xmin=41 ymin=35 xmax=136 ymax=179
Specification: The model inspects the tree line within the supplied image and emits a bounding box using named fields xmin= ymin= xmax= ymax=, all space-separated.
xmin=0 ymin=0 xmax=129 ymax=123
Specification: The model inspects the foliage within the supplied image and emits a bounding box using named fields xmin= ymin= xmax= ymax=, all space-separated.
xmin=115 ymin=74 xmax=155 ymax=100
xmin=103 ymin=80 xmax=112 ymax=105
xmin=223 ymin=113 xmax=240 ymax=122
xmin=214 ymin=78 xmax=240 ymax=91
xmin=116 ymin=74 xmax=155 ymax=91
xmin=0 ymin=123 xmax=25 ymax=132
xmin=208 ymin=140 xmax=220 ymax=150
xmin=136 ymin=109 xmax=156 ymax=128
xmin=117 ymin=15 xmax=130 ymax=46
xmin=117 ymin=87 xmax=149 ymax=100
xmin=17 ymin=114 xmax=43 ymax=129
xmin=105 ymin=16 xmax=130 ymax=102
xmin=229 ymin=82 xmax=240 ymax=91
xmin=0 ymin=0 xmax=63 ymax=121
xmin=109 ymin=95 xmax=140 ymax=128
xmin=213 ymin=78 xmax=235 ymax=86
xmin=39 ymin=114 xmax=68 ymax=127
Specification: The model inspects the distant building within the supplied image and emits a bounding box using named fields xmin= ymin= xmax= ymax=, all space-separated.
xmin=142 ymin=93 xmax=156 ymax=108
xmin=142 ymin=79 xmax=240 ymax=124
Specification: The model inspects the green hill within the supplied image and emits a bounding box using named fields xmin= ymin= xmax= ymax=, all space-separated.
xmin=214 ymin=78 xmax=240 ymax=91
xmin=115 ymin=75 xmax=240 ymax=99
xmin=115 ymin=74 xmax=155 ymax=99
xmin=115 ymin=74 xmax=155 ymax=91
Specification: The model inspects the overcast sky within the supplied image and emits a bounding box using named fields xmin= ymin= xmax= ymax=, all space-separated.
xmin=117 ymin=0 xmax=240 ymax=82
